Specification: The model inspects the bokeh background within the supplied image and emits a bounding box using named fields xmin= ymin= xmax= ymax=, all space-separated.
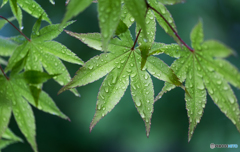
xmin=1 ymin=0 xmax=240 ymax=152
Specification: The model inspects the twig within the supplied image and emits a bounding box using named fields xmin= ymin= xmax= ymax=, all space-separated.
xmin=131 ymin=29 xmax=142 ymax=50
xmin=148 ymin=5 xmax=194 ymax=52
xmin=131 ymin=4 xmax=150 ymax=50
xmin=0 ymin=65 xmax=9 ymax=80
xmin=0 ymin=16 xmax=31 ymax=42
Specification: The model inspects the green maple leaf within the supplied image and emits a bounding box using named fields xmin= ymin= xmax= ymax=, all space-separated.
xmin=0 ymin=36 xmax=18 ymax=57
xmin=0 ymin=128 xmax=22 ymax=151
xmin=0 ymin=69 xmax=68 ymax=152
xmin=5 ymin=16 xmax=84 ymax=96
xmin=59 ymin=19 xmax=181 ymax=136
xmin=0 ymin=35 xmax=20 ymax=66
xmin=1 ymin=0 xmax=51 ymax=29
xmin=154 ymin=20 xmax=240 ymax=141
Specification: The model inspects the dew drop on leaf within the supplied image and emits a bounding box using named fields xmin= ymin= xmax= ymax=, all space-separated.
xmin=229 ymin=97 xmax=235 ymax=104
xmin=140 ymin=112 xmax=145 ymax=118
xmin=216 ymin=80 xmax=222 ymax=85
xmin=208 ymin=89 xmax=213 ymax=95
xmin=104 ymin=87 xmax=109 ymax=93
xmin=136 ymin=101 xmax=141 ymax=107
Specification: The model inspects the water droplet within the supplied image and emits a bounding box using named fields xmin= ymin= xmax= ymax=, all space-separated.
xmin=100 ymin=94 xmax=105 ymax=100
xmin=208 ymin=89 xmax=213 ymax=95
xmin=111 ymin=75 xmax=119 ymax=84
xmin=136 ymin=101 xmax=141 ymax=107
xmin=189 ymin=118 xmax=192 ymax=122
xmin=216 ymin=80 xmax=222 ymax=85
xmin=105 ymin=87 xmax=109 ymax=93
xmin=88 ymin=65 xmax=93 ymax=70
xmin=144 ymin=74 xmax=148 ymax=80
xmin=140 ymin=112 xmax=145 ymax=118
xmin=197 ymin=84 xmax=205 ymax=90
xmin=229 ymin=96 xmax=235 ymax=104
xmin=131 ymin=73 xmax=136 ymax=78
xmin=132 ymin=84 xmax=136 ymax=90
xmin=223 ymin=86 xmax=228 ymax=90
xmin=103 ymin=32 xmax=108 ymax=38
xmin=161 ymin=8 xmax=166 ymax=14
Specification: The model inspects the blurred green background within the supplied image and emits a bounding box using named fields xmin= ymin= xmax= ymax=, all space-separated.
xmin=1 ymin=0 xmax=240 ymax=152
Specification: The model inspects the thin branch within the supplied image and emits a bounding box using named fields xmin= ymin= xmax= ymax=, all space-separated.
xmin=0 ymin=16 xmax=31 ymax=42
xmin=0 ymin=65 xmax=9 ymax=80
xmin=148 ymin=5 xmax=194 ymax=52
xmin=131 ymin=4 xmax=149 ymax=51
xmin=131 ymin=29 xmax=142 ymax=50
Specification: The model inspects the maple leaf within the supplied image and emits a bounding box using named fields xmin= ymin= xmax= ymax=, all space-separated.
xmin=59 ymin=17 xmax=181 ymax=136
xmin=154 ymin=20 xmax=240 ymax=141
xmin=0 ymin=128 xmax=22 ymax=151
xmin=0 ymin=36 xmax=18 ymax=57
xmin=5 ymin=16 xmax=84 ymax=96
xmin=0 ymin=68 xmax=69 ymax=152
xmin=1 ymin=0 xmax=51 ymax=29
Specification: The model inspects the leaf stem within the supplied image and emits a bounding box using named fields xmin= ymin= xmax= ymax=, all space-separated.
xmin=131 ymin=5 xmax=150 ymax=50
xmin=131 ymin=29 xmax=142 ymax=50
xmin=147 ymin=4 xmax=194 ymax=52
xmin=0 ymin=16 xmax=31 ymax=42
xmin=0 ymin=65 xmax=9 ymax=80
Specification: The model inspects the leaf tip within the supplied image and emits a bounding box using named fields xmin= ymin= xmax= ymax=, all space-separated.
xmin=67 ymin=117 xmax=71 ymax=122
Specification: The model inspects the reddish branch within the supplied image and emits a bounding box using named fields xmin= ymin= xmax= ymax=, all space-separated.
xmin=131 ymin=29 xmax=142 ymax=50
xmin=146 ymin=2 xmax=194 ymax=52
xmin=131 ymin=7 xmax=149 ymax=50
xmin=0 ymin=65 xmax=9 ymax=80
xmin=0 ymin=16 xmax=31 ymax=42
